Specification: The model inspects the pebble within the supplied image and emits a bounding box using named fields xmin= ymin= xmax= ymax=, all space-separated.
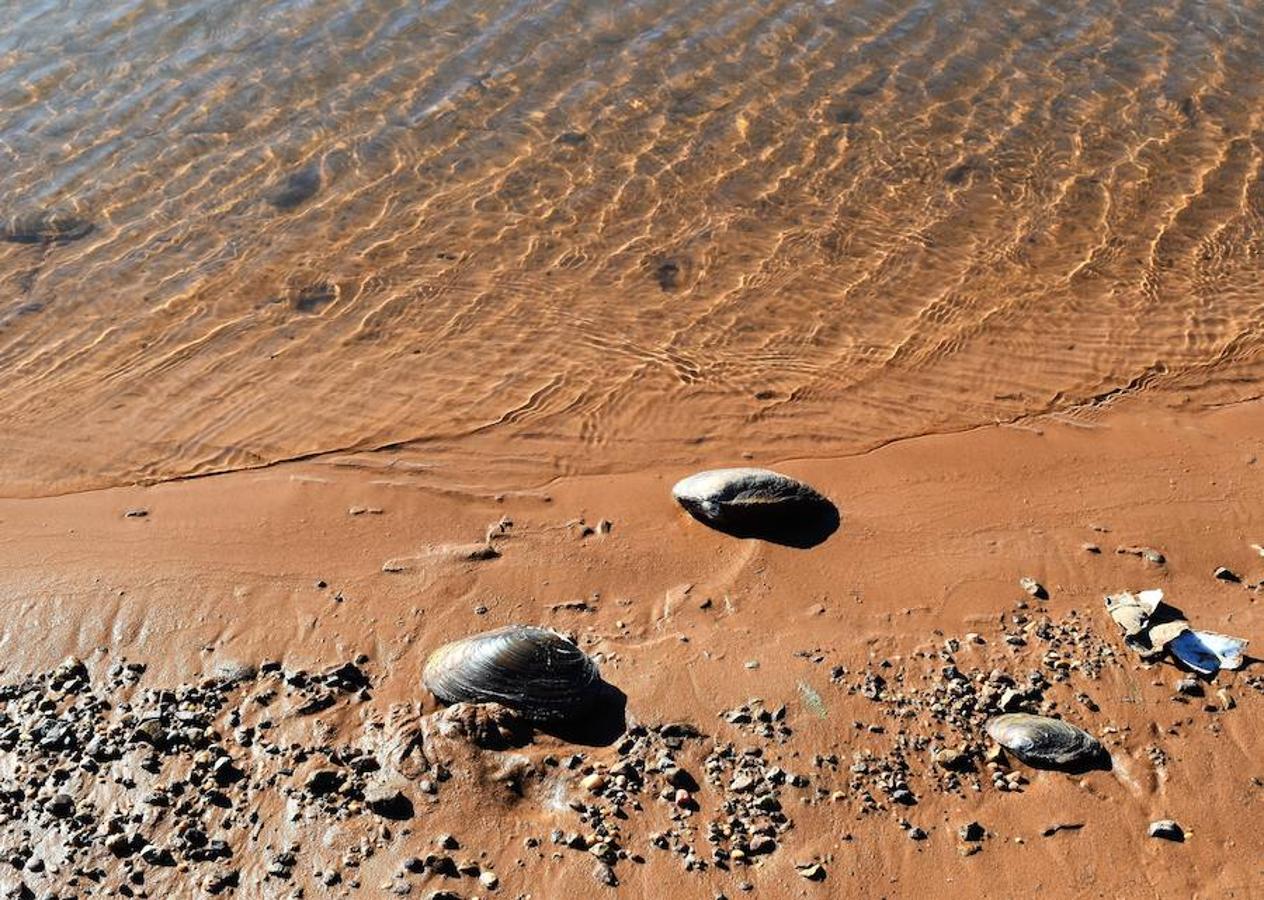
xmin=958 ymin=821 xmax=985 ymax=842
xmin=1213 ymin=566 xmax=1241 ymax=582
xmin=1019 ymin=577 xmax=1047 ymax=599
xmin=796 ymin=862 xmax=827 ymax=880
xmin=1147 ymin=819 xmax=1185 ymax=842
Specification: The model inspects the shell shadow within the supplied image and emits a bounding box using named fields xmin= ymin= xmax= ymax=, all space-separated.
xmin=684 ymin=498 xmax=841 ymax=549
xmin=537 ymin=680 xmax=627 ymax=747
xmin=1035 ymin=746 xmax=1113 ymax=775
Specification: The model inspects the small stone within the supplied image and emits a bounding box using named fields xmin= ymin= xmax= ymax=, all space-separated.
xmin=1213 ymin=566 xmax=1241 ymax=583
xmin=933 ymin=747 xmax=972 ymax=772
xmin=1082 ymin=543 xmax=1101 ymax=554
xmin=748 ymin=836 xmax=776 ymax=855
xmin=479 ymin=870 xmax=499 ymax=889
xmin=1019 ymin=577 xmax=1047 ymax=599
xmin=364 ymin=782 xmax=413 ymax=820
xmin=46 ymin=793 xmax=74 ymax=818
xmin=203 ymin=869 xmax=239 ymax=894
xmin=958 ymin=821 xmax=985 ymax=842
xmin=1175 ymin=677 xmax=1202 ymax=697
xmin=796 ymin=862 xmax=826 ymax=881
xmin=124 ymin=508 xmax=149 ymax=518
xmin=592 ymin=861 xmax=618 ymax=886
xmin=581 ymin=773 xmax=607 ymax=793
xmin=744 ymin=660 xmax=760 ymax=670
xmin=305 ymin=768 xmax=344 ymax=796
xmin=908 ymin=827 xmax=927 ymax=841
xmin=1147 ymin=819 xmax=1184 ymax=842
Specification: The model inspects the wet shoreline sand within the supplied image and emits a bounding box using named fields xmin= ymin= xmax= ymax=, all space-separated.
xmin=0 ymin=396 xmax=1259 ymax=897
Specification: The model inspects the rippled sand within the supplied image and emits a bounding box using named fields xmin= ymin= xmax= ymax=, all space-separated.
xmin=1 ymin=0 xmax=1263 ymax=496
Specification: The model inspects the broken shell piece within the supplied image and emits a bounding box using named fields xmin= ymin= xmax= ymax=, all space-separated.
xmin=1169 ymin=630 xmax=1248 ymax=675
xmin=985 ymin=714 xmax=1106 ymax=771
xmin=1143 ymin=620 xmax=1192 ymax=656
xmin=1104 ymin=589 xmax=1164 ymax=637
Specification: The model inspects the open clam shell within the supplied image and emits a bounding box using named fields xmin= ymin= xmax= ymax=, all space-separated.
xmin=422 ymin=626 xmax=601 ymax=723
xmin=1169 ymin=630 xmax=1248 ymax=675
xmin=985 ymin=713 xmax=1106 ymax=770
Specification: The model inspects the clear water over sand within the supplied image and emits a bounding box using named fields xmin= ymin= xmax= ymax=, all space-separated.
xmin=1 ymin=0 xmax=1262 ymax=496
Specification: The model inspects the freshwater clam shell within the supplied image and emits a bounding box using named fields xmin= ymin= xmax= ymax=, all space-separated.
xmin=422 ymin=626 xmax=600 ymax=722
xmin=672 ymin=467 xmax=829 ymax=528
xmin=985 ymin=713 xmax=1106 ymax=770
xmin=2 ymin=210 xmax=93 ymax=243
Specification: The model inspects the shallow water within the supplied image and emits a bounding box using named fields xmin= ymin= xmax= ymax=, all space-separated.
xmin=1 ymin=0 xmax=1262 ymax=496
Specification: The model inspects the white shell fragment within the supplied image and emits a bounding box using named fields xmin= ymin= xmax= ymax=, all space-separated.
xmin=1169 ymin=630 xmax=1248 ymax=675
xmin=1104 ymin=589 xmax=1164 ymax=637
xmin=985 ymin=713 xmax=1107 ymax=770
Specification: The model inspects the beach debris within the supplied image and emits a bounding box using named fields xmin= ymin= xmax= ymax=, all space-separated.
xmin=985 ymin=713 xmax=1106 ymax=770
xmin=1212 ymin=566 xmax=1241 ymax=583
xmin=1169 ymin=630 xmax=1247 ymax=675
xmin=1147 ymin=819 xmax=1185 ymax=842
xmin=1019 ymin=577 xmax=1047 ymax=599
xmin=1 ymin=208 xmax=93 ymax=243
xmin=422 ymin=626 xmax=602 ymax=722
xmin=1104 ymin=589 xmax=1165 ymax=638
xmin=1104 ymin=589 xmax=1248 ymax=673
xmin=671 ymin=467 xmax=831 ymax=531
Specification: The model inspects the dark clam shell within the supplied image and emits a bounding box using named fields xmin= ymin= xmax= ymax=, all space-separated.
xmin=985 ymin=713 xmax=1106 ymax=770
xmin=422 ymin=626 xmax=600 ymax=723
xmin=672 ymin=468 xmax=838 ymax=547
xmin=2 ymin=210 xmax=93 ymax=244
xmin=672 ymin=468 xmax=827 ymax=524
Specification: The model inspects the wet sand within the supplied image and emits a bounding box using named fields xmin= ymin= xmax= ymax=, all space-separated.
xmin=0 ymin=397 xmax=1259 ymax=897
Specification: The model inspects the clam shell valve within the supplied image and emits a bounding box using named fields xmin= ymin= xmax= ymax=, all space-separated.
xmin=422 ymin=626 xmax=601 ymax=723
xmin=985 ymin=713 xmax=1106 ymax=770
xmin=672 ymin=468 xmax=831 ymax=528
